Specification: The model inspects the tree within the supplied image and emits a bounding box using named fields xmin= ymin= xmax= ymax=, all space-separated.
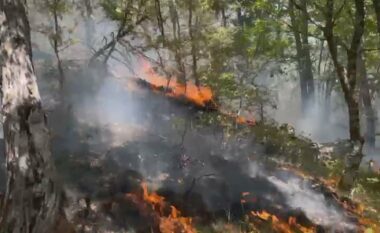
xmin=322 ymin=0 xmax=365 ymax=189
xmin=373 ymin=0 xmax=380 ymax=35
xmin=49 ymin=0 xmax=67 ymax=90
xmin=77 ymin=0 xmax=96 ymax=48
xmin=91 ymin=0 xmax=148 ymax=66
xmin=32 ymin=0 xmax=75 ymax=91
xmin=358 ymin=48 xmax=376 ymax=148
xmin=0 ymin=0 xmax=68 ymax=232
xmin=288 ymin=0 xmax=315 ymax=114
xmin=187 ymin=0 xmax=200 ymax=87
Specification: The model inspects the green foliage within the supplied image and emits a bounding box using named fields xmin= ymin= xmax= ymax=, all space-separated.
xmin=100 ymin=0 xmax=126 ymax=21
xmin=40 ymin=0 xmax=72 ymax=16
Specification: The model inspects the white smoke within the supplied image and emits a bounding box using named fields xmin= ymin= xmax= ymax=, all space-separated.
xmin=267 ymin=175 xmax=356 ymax=230
xmin=247 ymin=162 xmax=356 ymax=230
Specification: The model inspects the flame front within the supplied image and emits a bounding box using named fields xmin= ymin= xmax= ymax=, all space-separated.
xmin=141 ymin=182 xmax=197 ymax=233
xmin=251 ymin=210 xmax=315 ymax=233
xmin=137 ymin=59 xmax=257 ymax=126
xmin=140 ymin=60 xmax=213 ymax=107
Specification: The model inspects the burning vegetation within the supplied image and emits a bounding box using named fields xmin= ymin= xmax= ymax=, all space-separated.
xmin=124 ymin=182 xmax=197 ymax=233
xmin=53 ymin=60 xmax=378 ymax=233
xmin=136 ymin=59 xmax=256 ymax=126
xmin=139 ymin=59 xmax=215 ymax=109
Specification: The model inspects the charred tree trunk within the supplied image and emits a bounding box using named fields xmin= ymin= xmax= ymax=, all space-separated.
xmin=323 ymin=0 xmax=365 ymax=189
xmin=289 ymin=0 xmax=314 ymax=115
xmin=358 ymin=50 xmax=376 ymax=148
xmin=0 ymin=1 xmax=67 ymax=232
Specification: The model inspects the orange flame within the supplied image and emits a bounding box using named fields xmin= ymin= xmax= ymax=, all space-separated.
xmin=139 ymin=60 xmax=213 ymax=107
xmin=142 ymin=182 xmax=165 ymax=214
xmin=136 ymin=59 xmax=256 ymax=126
xmin=160 ymin=206 xmax=196 ymax=233
xmin=141 ymin=182 xmax=197 ymax=233
xmin=251 ymin=211 xmax=315 ymax=233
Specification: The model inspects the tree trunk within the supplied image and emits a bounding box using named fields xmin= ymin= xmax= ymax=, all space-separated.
xmin=299 ymin=0 xmax=315 ymax=105
xmin=52 ymin=0 xmax=65 ymax=90
xmin=323 ymin=0 xmax=365 ymax=189
xmin=169 ymin=0 xmax=186 ymax=86
xmin=188 ymin=0 xmax=199 ymax=87
xmin=84 ymin=0 xmax=95 ymax=48
xmin=358 ymin=50 xmax=376 ymax=148
xmin=289 ymin=0 xmax=314 ymax=114
xmin=373 ymin=0 xmax=380 ymax=35
xmin=155 ymin=0 xmax=165 ymax=41
xmin=221 ymin=7 xmax=227 ymax=27
xmin=0 ymin=1 xmax=66 ymax=232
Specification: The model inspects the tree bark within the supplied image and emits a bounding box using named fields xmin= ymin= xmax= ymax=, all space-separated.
xmin=52 ymin=0 xmax=65 ymax=90
xmin=188 ymin=0 xmax=199 ymax=87
xmin=323 ymin=0 xmax=365 ymax=189
xmin=84 ymin=0 xmax=95 ymax=48
xmin=169 ymin=0 xmax=186 ymax=85
xmin=155 ymin=0 xmax=165 ymax=41
xmin=0 ymin=1 xmax=66 ymax=232
xmin=358 ymin=50 xmax=376 ymax=148
xmin=289 ymin=0 xmax=314 ymax=114
xmin=373 ymin=0 xmax=380 ymax=35
xmin=299 ymin=0 xmax=314 ymax=103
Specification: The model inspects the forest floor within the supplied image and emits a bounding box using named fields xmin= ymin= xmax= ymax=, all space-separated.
xmin=34 ymin=60 xmax=380 ymax=233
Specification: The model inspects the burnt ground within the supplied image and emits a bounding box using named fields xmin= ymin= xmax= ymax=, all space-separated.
xmin=0 ymin=61 xmax=374 ymax=232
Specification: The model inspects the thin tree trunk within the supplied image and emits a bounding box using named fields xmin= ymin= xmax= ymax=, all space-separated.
xmin=155 ymin=0 xmax=165 ymax=41
xmin=318 ymin=39 xmax=324 ymax=75
xmin=52 ymin=0 xmax=65 ymax=90
xmin=169 ymin=0 xmax=186 ymax=86
xmin=221 ymin=7 xmax=227 ymax=27
xmin=0 ymin=1 xmax=68 ymax=232
xmin=84 ymin=0 xmax=95 ymax=48
xmin=323 ymin=0 xmax=365 ymax=189
xmin=299 ymin=0 xmax=315 ymax=104
xmin=373 ymin=0 xmax=380 ymax=35
xmin=358 ymin=50 xmax=376 ymax=148
xmin=188 ymin=0 xmax=199 ymax=87
xmin=289 ymin=0 xmax=314 ymax=114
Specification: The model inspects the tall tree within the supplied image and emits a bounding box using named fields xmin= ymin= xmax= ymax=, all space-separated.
xmin=358 ymin=49 xmax=376 ymax=148
xmin=50 ymin=0 xmax=65 ymax=90
xmin=0 ymin=0 xmax=67 ymax=232
xmin=83 ymin=0 xmax=95 ymax=48
xmin=188 ymin=0 xmax=200 ymax=87
xmin=373 ymin=0 xmax=380 ymax=35
xmin=168 ymin=0 xmax=186 ymax=85
xmin=288 ymin=0 xmax=315 ymax=114
xmin=322 ymin=0 xmax=365 ymax=189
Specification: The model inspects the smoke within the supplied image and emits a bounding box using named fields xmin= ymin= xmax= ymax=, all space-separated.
xmin=267 ymin=175 xmax=356 ymax=230
xmin=254 ymin=62 xmax=354 ymax=143
xmin=21 ymin=4 xmax=370 ymax=231
xmin=248 ymin=163 xmax=357 ymax=230
xmin=73 ymin=73 xmax=148 ymax=148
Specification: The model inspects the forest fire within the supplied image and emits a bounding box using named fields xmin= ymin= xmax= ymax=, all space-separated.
xmin=135 ymin=59 xmax=256 ymax=126
xmin=251 ymin=210 xmax=316 ymax=233
xmin=134 ymin=182 xmax=197 ymax=233
xmin=139 ymin=60 xmax=214 ymax=108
